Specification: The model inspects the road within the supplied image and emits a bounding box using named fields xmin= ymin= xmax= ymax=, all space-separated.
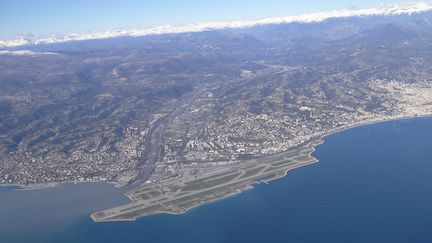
xmin=91 ymin=141 xmax=320 ymax=222
xmin=124 ymin=88 xmax=204 ymax=191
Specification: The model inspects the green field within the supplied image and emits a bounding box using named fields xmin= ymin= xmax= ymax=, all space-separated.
xmin=182 ymin=173 xmax=240 ymax=191
xmin=240 ymin=166 xmax=265 ymax=179
xmin=293 ymin=154 xmax=312 ymax=162
xmin=271 ymin=159 xmax=294 ymax=167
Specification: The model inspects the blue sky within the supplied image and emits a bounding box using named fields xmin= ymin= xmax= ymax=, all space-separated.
xmin=0 ymin=0 xmax=425 ymax=40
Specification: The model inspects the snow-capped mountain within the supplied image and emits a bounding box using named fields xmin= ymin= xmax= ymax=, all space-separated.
xmin=1 ymin=2 xmax=432 ymax=48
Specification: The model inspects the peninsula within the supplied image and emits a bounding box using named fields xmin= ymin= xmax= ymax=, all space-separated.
xmin=1 ymin=4 xmax=432 ymax=222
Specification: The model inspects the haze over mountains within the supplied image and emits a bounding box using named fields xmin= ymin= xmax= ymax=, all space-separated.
xmin=1 ymin=2 xmax=432 ymax=48
xmin=1 ymin=3 xmax=432 ymax=190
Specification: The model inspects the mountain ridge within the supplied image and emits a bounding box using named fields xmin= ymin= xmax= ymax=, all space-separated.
xmin=2 ymin=2 xmax=432 ymax=48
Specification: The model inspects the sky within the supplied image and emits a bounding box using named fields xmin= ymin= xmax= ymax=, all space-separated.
xmin=0 ymin=0 xmax=428 ymax=40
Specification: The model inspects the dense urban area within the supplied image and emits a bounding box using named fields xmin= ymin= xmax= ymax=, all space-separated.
xmin=1 ymin=11 xmax=432 ymax=198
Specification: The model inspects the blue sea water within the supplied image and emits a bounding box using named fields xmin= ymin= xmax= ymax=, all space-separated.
xmin=1 ymin=117 xmax=431 ymax=243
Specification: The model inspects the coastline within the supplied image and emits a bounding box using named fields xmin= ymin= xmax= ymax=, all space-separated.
xmin=3 ymin=114 xmax=432 ymax=243
xmin=93 ymin=113 xmax=431 ymax=222
xmin=3 ymin=113 xmax=430 ymax=191
xmin=319 ymin=113 xmax=432 ymax=142
xmin=1 ymin=180 xmax=122 ymax=192
xmin=93 ymin=182 xmax=258 ymax=222
xmin=144 ymin=113 xmax=432 ymax=220
xmin=2 ymin=113 xmax=431 ymax=222
xmin=149 ymin=146 xmax=322 ymax=220
xmin=285 ymin=113 xmax=432 ymax=164
xmin=91 ymin=139 xmax=323 ymax=222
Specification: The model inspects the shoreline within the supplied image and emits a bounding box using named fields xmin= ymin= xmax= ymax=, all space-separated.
xmin=320 ymin=113 xmax=432 ymax=142
xmin=2 ymin=113 xmax=431 ymax=220
xmin=2 ymin=114 xmax=430 ymax=192
xmin=91 ymin=113 xmax=432 ymax=222
xmin=94 ymin=182 xmax=258 ymax=222
xmin=146 ymin=146 xmax=322 ymax=221
xmin=91 ymin=140 xmax=323 ymax=222
xmin=1 ymin=180 xmax=122 ymax=192
xmin=283 ymin=113 xmax=432 ymax=165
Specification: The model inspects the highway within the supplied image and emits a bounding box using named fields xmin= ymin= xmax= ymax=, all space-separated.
xmin=124 ymin=88 xmax=204 ymax=191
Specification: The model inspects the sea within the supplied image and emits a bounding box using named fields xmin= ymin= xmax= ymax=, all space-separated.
xmin=1 ymin=116 xmax=431 ymax=243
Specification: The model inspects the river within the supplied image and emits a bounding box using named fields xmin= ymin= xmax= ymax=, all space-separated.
xmin=1 ymin=116 xmax=431 ymax=243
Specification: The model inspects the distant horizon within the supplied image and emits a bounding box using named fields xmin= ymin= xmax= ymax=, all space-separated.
xmin=1 ymin=0 xmax=430 ymax=41
xmin=1 ymin=1 xmax=432 ymax=48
